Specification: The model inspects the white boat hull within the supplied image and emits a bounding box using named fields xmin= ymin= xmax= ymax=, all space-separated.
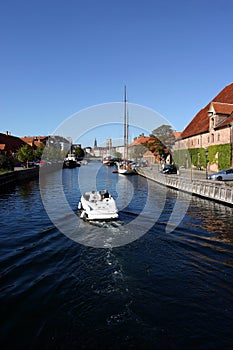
xmin=116 ymin=162 xmax=136 ymax=175
xmin=117 ymin=167 xmax=136 ymax=175
xmin=78 ymin=191 xmax=119 ymax=221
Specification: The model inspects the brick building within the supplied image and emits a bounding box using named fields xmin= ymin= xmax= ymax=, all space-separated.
xmin=21 ymin=136 xmax=47 ymax=149
xmin=0 ymin=132 xmax=27 ymax=157
xmin=174 ymin=83 xmax=233 ymax=171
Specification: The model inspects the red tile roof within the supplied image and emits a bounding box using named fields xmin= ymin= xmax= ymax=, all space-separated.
xmin=21 ymin=136 xmax=47 ymax=149
xmin=173 ymin=131 xmax=182 ymax=140
xmin=129 ymin=136 xmax=150 ymax=146
xmin=0 ymin=133 xmax=27 ymax=155
xmin=181 ymin=83 xmax=233 ymax=139
xmin=211 ymin=102 xmax=233 ymax=115
xmin=216 ymin=113 xmax=233 ymax=128
xmin=34 ymin=141 xmax=42 ymax=147
xmin=21 ymin=137 xmax=34 ymax=145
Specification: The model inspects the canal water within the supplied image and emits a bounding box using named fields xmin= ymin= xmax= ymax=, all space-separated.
xmin=1 ymin=162 xmax=233 ymax=349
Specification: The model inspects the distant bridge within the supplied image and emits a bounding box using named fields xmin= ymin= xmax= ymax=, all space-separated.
xmin=85 ymin=157 xmax=102 ymax=161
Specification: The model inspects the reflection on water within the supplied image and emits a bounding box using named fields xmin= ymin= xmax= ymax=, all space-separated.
xmin=1 ymin=164 xmax=233 ymax=349
xmin=187 ymin=195 xmax=233 ymax=242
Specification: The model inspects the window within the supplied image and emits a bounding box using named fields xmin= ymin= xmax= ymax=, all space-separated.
xmin=218 ymin=133 xmax=220 ymax=141
xmin=208 ymin=136 xmax=210 ymax=143
xmin=211 ymin=117 xmax=214 ymax=128
xmin=211 ymin=134 xmax=214 ymax=142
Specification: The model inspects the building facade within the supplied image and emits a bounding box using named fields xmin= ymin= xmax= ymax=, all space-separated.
xmin=0 ymin=132 xmax=27 ymax=157
xmin=174 ymin=83 xmax=233 ymax=171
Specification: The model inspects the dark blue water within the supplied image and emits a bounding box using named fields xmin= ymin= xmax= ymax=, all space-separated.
xmin=1 ymin=162 xmax=233 ymax=349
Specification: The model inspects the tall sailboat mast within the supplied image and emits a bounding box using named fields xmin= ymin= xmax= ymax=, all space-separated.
xmin=123 ymin=85 xmax=128 ymax=161
xmin=116 ymin=87 xmax=136 ymax=175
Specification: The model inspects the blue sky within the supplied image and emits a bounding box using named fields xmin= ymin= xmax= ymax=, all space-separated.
xmin=1 ymin=0 xmax=233 ymax=147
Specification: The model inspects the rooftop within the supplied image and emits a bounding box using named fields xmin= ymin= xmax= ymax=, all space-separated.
xmin=181 ymin=82 xmax=233 ymax=139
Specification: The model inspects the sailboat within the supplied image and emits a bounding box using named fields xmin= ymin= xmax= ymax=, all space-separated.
xmin=116 ymin=86 xmax=136 ymax=175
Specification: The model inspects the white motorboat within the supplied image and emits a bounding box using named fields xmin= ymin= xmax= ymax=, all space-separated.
xmin=78 ymin=190 xmax=119 ymax=221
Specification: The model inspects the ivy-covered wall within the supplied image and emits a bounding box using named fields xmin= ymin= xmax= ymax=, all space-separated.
xmin=173 ymin=143 xmax=232 ymax=170
xmin=208 ymin=144 xmax=231 ymax=170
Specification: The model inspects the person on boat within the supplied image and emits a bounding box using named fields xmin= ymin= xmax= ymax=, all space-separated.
xmin=102 ymin=189 xmax=109 ymax=199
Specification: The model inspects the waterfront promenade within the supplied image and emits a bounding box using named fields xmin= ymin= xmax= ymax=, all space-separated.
xmin=136 ymin=166 xmax=233 ymax=206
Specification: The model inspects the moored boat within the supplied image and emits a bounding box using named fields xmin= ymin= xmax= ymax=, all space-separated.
xmin=116 ymin=161 xmax=136 ymax=175
xmin=63 ymin=154 xmax=78 ymax=168
xmin=63 ymin=159 xmax=77 ymax=168
xmin=103 ymin=156 xmax=115 ymax=166
xmin=116 ymin=86 xmax=137 ymax=175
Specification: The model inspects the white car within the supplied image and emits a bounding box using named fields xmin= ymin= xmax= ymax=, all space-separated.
xmin=208 ymin=168 xmax=233 ymax=181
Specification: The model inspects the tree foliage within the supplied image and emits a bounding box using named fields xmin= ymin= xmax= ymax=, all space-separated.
xmin=42 ymin=145 xmax=67 ymax=160
xmin=34 ymin=143 xmax=45 ymax=160
xmin=114 ymin=151 xmax=122 ymax=159
xmin=130 ymin=144 xmax=147 ymax=161
xmin=147 ymin=135 xmax=165 ymax=155
xmin=74 ymin=146 xmax=85 ymax=159
xmin=0 ymin=155 xmax=14 ymax=170
xmin=17 ymin=145 xmax=34 ymax=163
xmin=152 ymin=125 xmax=175 ymax=151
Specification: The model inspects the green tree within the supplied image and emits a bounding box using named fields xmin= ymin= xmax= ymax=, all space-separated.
xmin=152 ymin=125 xmax=175 ymax=151
xmin=130 ymin=144 xmax=147 ymax=161
xmin=17 ymin=145 xmax=34 ymax=163
xmin=148 ymin=134 xmax=165 ymax=155
xmin=74 ymin=146 xmax=85 ymax=159
xmin=34 ymin=143 xmax=45 ymax=160
xmin=42 ymin=145 xmax=67 ymax=160
xmin=0 ymin=155 xmax=14 ymax=170
xmin=114 ymin=151 xmax=122 ymax=159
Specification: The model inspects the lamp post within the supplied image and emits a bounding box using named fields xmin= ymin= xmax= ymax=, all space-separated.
xmin=205 ymin=148 xmax=208 ymax=179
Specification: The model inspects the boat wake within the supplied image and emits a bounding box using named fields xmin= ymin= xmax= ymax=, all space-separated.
xmin=88 ymin=220 xmax=124 ymax=228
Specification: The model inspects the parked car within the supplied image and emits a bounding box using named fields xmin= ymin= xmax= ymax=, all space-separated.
xmin=161 ymin=164 xmax=178 ymax=174
xmin=208 ymin=168 xmax=233 ymax=181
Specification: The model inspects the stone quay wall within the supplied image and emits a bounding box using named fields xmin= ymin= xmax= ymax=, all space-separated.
xmin=136 ymin=167 xmax=233 ymax=206
xmin=0 ymin=167 xmax=39 ymax=188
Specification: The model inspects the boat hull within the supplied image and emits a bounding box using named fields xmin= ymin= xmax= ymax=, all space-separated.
xmin=117 ymin=168 xmax=136 ymax=175
xmin=63 ymin=160 xmax=77 ymax=168
xmin=79 ymin=191 xmax=119 ymax=221
xmin=116 ymin=162 xmax=137 ymax=175
xmin=103 ymin=157 xmax=115 ymax=166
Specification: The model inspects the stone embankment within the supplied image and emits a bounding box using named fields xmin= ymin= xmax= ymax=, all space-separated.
xmin=0 ymin=164 xmax=61 ymax=188
xmin=0 ymin=167 xmax=39 ymax=188
xmin=136 ymin=167 xmax=233 ymax=206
